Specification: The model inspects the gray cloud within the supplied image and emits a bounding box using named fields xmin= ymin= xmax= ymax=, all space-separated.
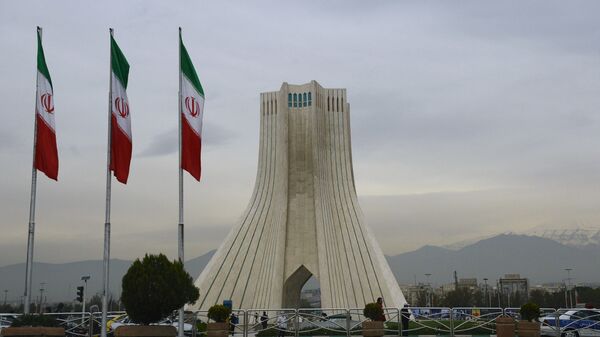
xmin=138 ymin=121 xmax=236 ymax=157
xmin=1 ymin=0 xmax=600 ymax=267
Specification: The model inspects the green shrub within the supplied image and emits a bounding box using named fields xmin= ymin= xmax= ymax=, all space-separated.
xmin=520 ymin=302 xmax=540 ymax=322
xmin=11 ymin=314 xmax=59 ymax=327
xmin=363 ymin=302 xmax=383 ymax=321
xmin=207 ymin=304 xmax=231 ymax=323
xmin=121 ymin=253 xmax=200 ymax=325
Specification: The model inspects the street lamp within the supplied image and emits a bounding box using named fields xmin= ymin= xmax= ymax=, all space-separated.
xmin=425 ymin=273 xmax=432 ymax=307
xmin=564 ymin=268 xmax=573 ymax=308
xmin=483 ymin=278 xmax=489 ymax=307
xmin=3 ymin=289 xmax=7 ymax=306
xmin=38 ymin=283 xmax=46 ymax=314
xmin=81 ymin=275 xmax=91 ymax=321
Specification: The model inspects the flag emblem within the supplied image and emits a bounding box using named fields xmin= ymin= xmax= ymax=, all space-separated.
xmin=185 ymin=96 xmax=200 ymax=118
xmin=41 ymin=93 xmax=54 ymax=114
xmin=115 ymin=97 xmax=129 ymax=118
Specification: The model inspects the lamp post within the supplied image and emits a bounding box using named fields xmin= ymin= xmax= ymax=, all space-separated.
xmin=38 ymin=282 xmax=45 ymax=314
xmin=3 ymin=289 xmax=7 ymax=306
xmin=425 ymin=273 xmax=432 ymax=307
xmin=565 ymin=268 xmax=572 ymax=308
xmin=493 ymin=286 xmax=499 ymax=307
xmin=483 ymin=278 xmax=489 ymax=307
xmin=81 ymin=275 xmax=91 ymax=321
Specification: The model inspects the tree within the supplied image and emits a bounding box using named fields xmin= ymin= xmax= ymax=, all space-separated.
xmin=529 ymin=290 xmax=546 ymax=308
xmin=121 ymin=253 xmax=199 ymax=325
xmin=88 ymin=294 xmax=102 ymax=309
xmin=441 ymin=287 xmax=474 ymax=307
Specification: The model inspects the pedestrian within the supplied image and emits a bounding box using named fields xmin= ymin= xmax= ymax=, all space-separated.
xmin=276 ymin=312 xmax=287 ymax=337
xmin=376 ymin=297 xmax=386 ymax=321
xmin=401 ymin=304 xmax=410 ymax=336
xmin=261 ymin=311 xmax=269 ymax=330
xmin=230 ymin=313 xmax=238 ymax=335
xmin=254 ymin=312 xmax=259 ymax=325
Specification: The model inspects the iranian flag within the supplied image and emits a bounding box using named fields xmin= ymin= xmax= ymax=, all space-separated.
xmin=109 ymin=34 xmax=132 ymax=184
xmin=35 ymin=27 xmax=58 ymax=180
xmin=179 ymin=31 xmax=205 ymax=181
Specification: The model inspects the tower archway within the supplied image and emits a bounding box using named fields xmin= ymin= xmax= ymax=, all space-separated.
xmin=283 ymin=265 xmax=313 ymax=308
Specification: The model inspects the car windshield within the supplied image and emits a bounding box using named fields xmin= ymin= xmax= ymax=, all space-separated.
xmin=572 ymin=310 xmax=600 ymax=321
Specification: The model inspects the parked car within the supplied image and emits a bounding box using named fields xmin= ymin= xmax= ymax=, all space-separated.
xmin=0 ymin=315 xmax=17 ymax=334
xmin=107 ymin=314 xmax=132 ymax=332
xmin=540 ymin=309 xmax=600 ymax=337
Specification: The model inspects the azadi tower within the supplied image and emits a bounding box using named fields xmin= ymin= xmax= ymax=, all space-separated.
xmin=191 ymin=81 xmax=407 ymax=310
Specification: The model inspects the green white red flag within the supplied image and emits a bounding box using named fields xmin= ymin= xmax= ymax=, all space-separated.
xmin=109 ymin=35 xmax=132 ymax=184
xmin=35 ymin=27 xmax=58 ymax=181
xmin=180 ymin=31 xmax=205 ymax=181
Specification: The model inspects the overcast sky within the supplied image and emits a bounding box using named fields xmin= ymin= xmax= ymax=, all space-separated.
xmin=1 ymin=1 xmax=600 ymax=267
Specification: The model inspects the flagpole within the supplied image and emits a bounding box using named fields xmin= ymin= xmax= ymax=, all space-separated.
xmin=101 ymin=27 xmax=114 ymax=337
xmin=177 ymin=26 xmax=185 ymax=337
xmin=24 ymin=27 xmax=43 ymax=315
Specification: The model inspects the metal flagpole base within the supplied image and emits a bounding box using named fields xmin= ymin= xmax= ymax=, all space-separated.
xmin=178 ymin=223 xmax=184 ymax=337
xmin=101 ymin=222 xmax=111 ymax=337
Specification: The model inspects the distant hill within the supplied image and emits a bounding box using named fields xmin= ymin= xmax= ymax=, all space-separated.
xmin=0 ymin=250 xmax=215 ymax=304
xmin=387 ymin=234 xmax=600 ymax=285
xmin=2 ymin=234 xmax=599 ymax=304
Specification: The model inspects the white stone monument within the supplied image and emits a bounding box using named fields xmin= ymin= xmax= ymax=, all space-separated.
xmin=191 ymin=81 xmax=407 ymax=310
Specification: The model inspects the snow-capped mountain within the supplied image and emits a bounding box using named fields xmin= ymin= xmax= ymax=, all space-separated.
xmin=525 ymin=227 xmax=600 ymax=248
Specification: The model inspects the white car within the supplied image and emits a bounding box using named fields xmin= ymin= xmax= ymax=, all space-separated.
xmin=0 ymin=315 xmax=17 ymax=334
xmin=540 ymin=309 xmax=600 ymax=337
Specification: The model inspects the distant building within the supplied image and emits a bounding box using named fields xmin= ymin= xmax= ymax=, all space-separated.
xmin=399 ymin=284 xmax=424 ymax=305
xmin=300 ymin=288 xmax=321 ymax=308
xmin=532 ymin=283 xmax=563 ymax=294
xmin=499 ymin=274 xmax=529 ymax=300
xmin=440 ymin=283 xmax=456 ymax=293
xmin=458 ymin=278 xmax=478 ymax=290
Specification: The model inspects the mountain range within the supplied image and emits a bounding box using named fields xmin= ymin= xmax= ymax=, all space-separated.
xmin=1 ymin=233 xmax=599 ymax=304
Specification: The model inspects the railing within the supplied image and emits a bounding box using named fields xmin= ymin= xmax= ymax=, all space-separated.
xmin=0 ymin=311 xmax=125 ymax=337
xmin=3 ymin=307 xmax=598 ymax=337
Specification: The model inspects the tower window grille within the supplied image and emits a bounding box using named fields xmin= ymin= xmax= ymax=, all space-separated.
xmin=303 ymin=93 xmax=307 ymax=107
xmin=308 ymin=92 xmax=312 ymax=106
xmin=288 ymin=93 xmax=292 ymax=108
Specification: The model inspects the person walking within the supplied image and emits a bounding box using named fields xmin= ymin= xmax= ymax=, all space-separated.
xmin=261 ymin=311 xmax=269 ymax=330
xmin=276 ymin=312 xmax=287 ymax=337
xmin=401 ymin=304 xmax=410 ymax=336
xmin=376 ymin=297 xmax=386 ymax=321
xmin=230 ymin=313 xmax=239 ymax=336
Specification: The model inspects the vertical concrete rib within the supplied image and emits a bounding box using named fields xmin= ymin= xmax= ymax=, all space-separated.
xmin=213 ymin=96 xmax=273 ymax=302
xmin=326 ymin=89 xmax=361 ymax=307
xmin=248 ymin=105 xmax=279 ymax=308
xmin=337 ymin=94 xmax=382 ymax=301
xmin=259 ymin=93 xmax=283 ymax=308
xmin=236 ymin=95 xmax=279 ymax=306
xmin=313 ymin=88 xmax=340 ymax=307
xmin=194 ymin=92 xmax=272 ymax=309
xmin=324 ymin=90 xmax=351 ymax=308
xmin=335 ymin=89 xmax=369 ymax=305
xmin=344 ymin=91 xmax=380 ymax=300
